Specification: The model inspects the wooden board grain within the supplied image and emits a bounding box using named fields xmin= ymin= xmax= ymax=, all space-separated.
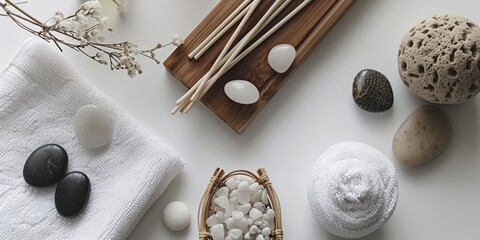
xmin=164 ymin=0 xmax=356 ymax=134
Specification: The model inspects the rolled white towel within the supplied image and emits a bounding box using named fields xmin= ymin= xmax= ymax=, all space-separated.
xmin=308 ymin=142 xmax=398 ymax=239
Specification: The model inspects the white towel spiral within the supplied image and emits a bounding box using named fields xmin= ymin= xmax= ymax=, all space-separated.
xmin=308 ymin=142 xmax=399 ymax=239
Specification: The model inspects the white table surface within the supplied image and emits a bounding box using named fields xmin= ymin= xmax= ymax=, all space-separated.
xmin=1 ymin=0 xmax=480 ymax=239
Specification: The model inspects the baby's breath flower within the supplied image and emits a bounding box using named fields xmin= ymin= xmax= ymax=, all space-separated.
xmin=172 ymin=34 xmax=184 ymax=47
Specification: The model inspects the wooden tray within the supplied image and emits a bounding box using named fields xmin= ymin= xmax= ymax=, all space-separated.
xmin=164 ymin=0 xmax=356 ymax=134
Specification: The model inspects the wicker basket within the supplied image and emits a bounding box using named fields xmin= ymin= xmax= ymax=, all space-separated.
xmin=198 ymin=168 xmax=283 ymax=240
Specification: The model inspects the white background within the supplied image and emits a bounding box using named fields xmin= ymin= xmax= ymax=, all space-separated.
xmin=1 ymin=0 xmax=480 ymax=239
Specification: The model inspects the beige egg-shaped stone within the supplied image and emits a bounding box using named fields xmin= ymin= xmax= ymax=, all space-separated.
xmin=392 ymin=105 xmax=452 ymax=166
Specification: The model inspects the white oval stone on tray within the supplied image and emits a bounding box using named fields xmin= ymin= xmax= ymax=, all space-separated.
xmin=163 ymin=201 xmax=191 ymax=231
xmin=74 ymin=105 xmax=113 ymax=148
xmin=224 ymin=80 xmax=260 ymax=105
xmin=268 ymin=44 xmax=296 ymax=73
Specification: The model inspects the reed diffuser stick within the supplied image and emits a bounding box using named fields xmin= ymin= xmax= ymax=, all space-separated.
xmin=188 ymin=0 xmax=252 ymax=59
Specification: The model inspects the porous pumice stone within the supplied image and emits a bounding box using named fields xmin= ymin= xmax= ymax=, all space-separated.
xmin=398 ymin=14 xmax=480 ymax=104
xmin=393 ymin=105 xmax=452 ymax=166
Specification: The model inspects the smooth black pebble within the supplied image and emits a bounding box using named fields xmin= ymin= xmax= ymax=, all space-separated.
xmin=352 ymin=69 xmax=394 ymax=112
xmin=23 ymin=144 xmax=68 ymax=187
xmin=55 ymin=171 xmax=91 ymax=217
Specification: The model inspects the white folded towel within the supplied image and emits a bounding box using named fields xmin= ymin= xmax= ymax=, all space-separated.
xmin=308 ymin=142 xmax=398 ymax=239
xmin=0 ymin=39 xmax=185 ymax=240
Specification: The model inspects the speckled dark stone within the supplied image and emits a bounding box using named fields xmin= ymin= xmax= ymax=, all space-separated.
xmin=353 ymin=69 xmax=394 ymax=112
xmin=55 ymin=171 xmax=91 ymax=217
xmin=23 ymin=144 xmax=68 ymax=187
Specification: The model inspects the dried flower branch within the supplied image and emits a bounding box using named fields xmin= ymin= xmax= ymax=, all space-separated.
xmin=0 ymin=0 xmax=184 ymax=77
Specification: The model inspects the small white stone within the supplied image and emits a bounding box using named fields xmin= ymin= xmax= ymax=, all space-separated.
xmin=214 ymin=196 xmax=230 ymax=209
xmin=225 ymin=237 xmax=233 ymax=240
xmin=268 ymin=44 xmax=296 ymax=73
xmin=249 ymin=183 xmax=260 ymax=193
xmin=230 ymin=189 xmax=239 ymax=198
xmin=216 ymin=186 xmax=229 ymax=197
xmin=256 ymin=235 xmax=265 ymax=240
xmin=252 ymin=190 xmax=262 ymax=203
xmin=74 ymin=104 xmax=113 ymax=148
xmin=265 ymin=236 xmax=270 ymax=240
xmin=211 ymin=224 xmax=224 ymax=240
xmin=253 ymin=202 xmax=264 ymax=210
xmin=238 ymin=191 xmax=251 ymax=205
xmin=265 ymin=209 xmax=275 ymax=220
xmin=238 ymin=181 xmax=250 ymax=192
xmin=261 ymin=190 xmax=269 ymax=204
xmin=228 ymin=229 xmax=243 ymax=240
xmin=237 ymin=216 xmax=249 ymax=230
xmin=249 ymin=225 xmax=259 ymax=235
xmin=247 ymin=218 xmax=254 ymax=225
xmin=237 ymin=175 xmax=255 ymax=184
xmin=261 ymin=227 xmax=271 ymax=236
xmin=206 ymin=214 xmax=219 ymax=227
xmin=216 ymin=211 xmax=225 ymax=223
xmin=225 ymin=204 xmax=235 ymax=218
xmin=232 ymin=211 xmax=244 ymax=221
xmin=230 ymin=197 xmax=239 ymax=205
xmin=249 ymin=208 xmax=263 ymax=221
xmin=226 ymin=218 xmax=236 ymax=229
xmin=238 ymin=204 xmax=251 ymax=215
xmin=162 ymin=201 xmax=191 ymax=231
xmin=245 ymin=233 xmax=252 ymax=240
xmin=226 ymin=177 xmax=240 ymax=190
xmin=224 ymin=80 xmax=260 ymax=105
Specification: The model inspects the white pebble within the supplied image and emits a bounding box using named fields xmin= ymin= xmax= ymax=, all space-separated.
xmin=211 ymin=224 xmax=224 ymax=240
xmin=238 ymin=191 xmax=251 ymax=205
xmin=238 ymin=181 xmax=250 ymax=192
xmin=237 ymin=175 xmax=255 ymax=184
xmin=252 ymin=190 xmax=262 ymax=202
xmin=74 ymin=105 xmax=113 ymax=148
xmin=247 ymin=218 xmax=254 ymax=225
xmin=238 ymin=203 xmax=251 ymax=215
xmin=232 ymin=211 xmax=244 ymax=221
xmin=225 ymin=237 xmax=232 ymax=240
xmin=254 ymin=221 xmax=263 ymax=226
xmin=226 ymin=218 xmax=235 ymax=229
xmin=245 ymin=233 xmax=252 ymax=240
xmin=249 ymin=208 xmax=262 ymax=221
xmin=214 ymin=196 xmax=230 ymax=209
xmin=228 ymin=229 xmax=243 ymax=240
xmin=206 ymin=214 xmax=220 ymax=227
xmin=216 ymin=211 xmax=225 ymax=223
xmin=162 ymin=201 xmax=191 ymax=231
xmin=237 ymin=217 xmax=249 ymax=230
xmin=226 ymin=177 xmax=240 ymax=190
xmin=265 ymin=237 xmax=270 ymax=240
xmin=225 ymin=204 xmax=235 ymax=218
xmin=261 ymin=190 xmax=269 ymax=204
xmin=256 ymin=235 xmax=265 ymax=240
xmin=261 ymin=227 xmax=271 ymax=236
xmin=249 ymin=225 xmax=259 ymax=235
xmin=249 ymin=183 xmax=260 ymax=193
xmin=265 ymin=209 xmax=275 ymax=220
xmin=216 ymin=186 xmax=229 ymax=197
xmin=253 ymin=202 xmax=264 ymax=210
xmin=230 ymin=189 xmax=238 ymax=198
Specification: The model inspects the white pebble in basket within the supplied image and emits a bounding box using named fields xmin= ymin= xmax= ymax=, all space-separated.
xmin=308 ymin=142 xmax=399 ymax=239
xmin=163 ymin=201 xmax=191 ymax=231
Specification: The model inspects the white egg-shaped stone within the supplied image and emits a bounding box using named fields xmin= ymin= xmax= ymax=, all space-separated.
xmin=163 ymin=201 xmax=191 ymax=231
xmin=268 ymin=44 xmax=296 ymax=73
xmin=74 ymin=105 xmax=113 ymax=148
xmin=224 ymin=80 xmax=259 ymax=105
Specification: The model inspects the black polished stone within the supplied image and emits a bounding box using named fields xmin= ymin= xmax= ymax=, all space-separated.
xmin=353 ymin=69 xmax=394 ymax=112
xmin=55 ymin=171 xmax=91 ymax=217
xmin=23 ymin=144 xmax=68 ymax=187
